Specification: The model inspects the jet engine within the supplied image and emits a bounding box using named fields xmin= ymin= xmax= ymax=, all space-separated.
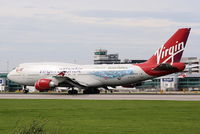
xmin=35 ymin=79 xmax=56 ymax=91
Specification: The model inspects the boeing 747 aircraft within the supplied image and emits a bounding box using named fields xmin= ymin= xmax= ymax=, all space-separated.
xmin=8 ymin=28 xmax=191 ymax=94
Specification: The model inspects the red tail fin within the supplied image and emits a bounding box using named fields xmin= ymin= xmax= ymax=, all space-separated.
xmin=147 ymin=28 xmax=191 ymax=65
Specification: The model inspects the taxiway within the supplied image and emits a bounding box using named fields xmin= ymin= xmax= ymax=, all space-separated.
xmin=0 ymin=94 xmax=200 ymax=101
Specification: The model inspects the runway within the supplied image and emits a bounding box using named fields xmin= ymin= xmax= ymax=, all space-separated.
xmin=0 ymin=94 xmax=200 ymax=100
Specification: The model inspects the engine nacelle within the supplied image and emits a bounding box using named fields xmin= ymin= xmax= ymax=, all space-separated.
xmin=35 ymin=79 xmax=55 ymax=91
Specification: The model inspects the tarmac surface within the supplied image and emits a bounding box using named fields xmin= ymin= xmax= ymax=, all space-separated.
xmin=0 ymin=93 xmax=200 ymax=100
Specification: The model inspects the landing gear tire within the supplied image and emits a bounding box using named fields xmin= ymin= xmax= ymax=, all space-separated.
xmin=95 ymin=89 xmax=100 ymax=94
xmin=68 ymin=90 xmax=78 ymax=95
xmin=83 ymin=88 xmax=100 ymax=94
xmin=83 ymin=90 xmax=89 ymax=94
xmin=23 ymin=85 xmax=29 ymax=94
xmin=23 ymin=89 xmax=29 ymax=94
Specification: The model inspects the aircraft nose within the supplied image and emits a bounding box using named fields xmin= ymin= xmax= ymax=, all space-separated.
xmin=7 ymin=72 xmax=11 ymax=80
xmin=7 ymin=70 xmax=14 ymax=81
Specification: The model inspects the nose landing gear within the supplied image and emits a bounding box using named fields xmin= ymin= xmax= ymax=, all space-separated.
xmin=23 ymin=85 xmax=29 ymax=94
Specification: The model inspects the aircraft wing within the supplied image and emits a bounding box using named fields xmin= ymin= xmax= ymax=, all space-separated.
xmin=53 ymin=71 xmax=87 ymax=89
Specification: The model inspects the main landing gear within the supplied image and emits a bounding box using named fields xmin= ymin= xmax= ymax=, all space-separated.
xmin=23 ymin=85 xmax=29 ymax=94
xmin=83 ymin=88 xmax=100 ymax=94
xmin=67 ymin=87 xmax=100 ymax=94
xmin=68 ymin=88 xmax=78 ymax=95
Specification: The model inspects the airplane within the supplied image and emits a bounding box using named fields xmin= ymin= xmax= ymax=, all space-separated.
xmin=7 ymin=28 xmax=191 ymax=94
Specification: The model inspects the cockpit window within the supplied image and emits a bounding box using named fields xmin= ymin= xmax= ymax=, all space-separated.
xmin=15 ymin=67 xmax=24 ymax=72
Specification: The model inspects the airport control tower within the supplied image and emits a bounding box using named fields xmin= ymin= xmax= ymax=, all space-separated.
xmin=94 ymin=49 xmax=121 ymax=64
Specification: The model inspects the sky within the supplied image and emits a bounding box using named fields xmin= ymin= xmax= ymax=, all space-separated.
xmin=0 ymin=0 xmax=200 ymax=72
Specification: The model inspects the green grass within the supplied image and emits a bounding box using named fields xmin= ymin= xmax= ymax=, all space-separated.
xmin=0 ymin=100 xmax=200 ymax=134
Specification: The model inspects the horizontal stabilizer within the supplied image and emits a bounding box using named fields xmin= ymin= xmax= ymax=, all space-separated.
xmin=152 ymin=63 xmax=178 ymax=71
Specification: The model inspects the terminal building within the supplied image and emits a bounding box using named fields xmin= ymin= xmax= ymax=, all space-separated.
xmin=0 ymin=72 xmax=22 ymax=92
xmin=94 ymin=49 xmax=146 ymax=64
xmin=136 ymin=73 xmax=200 ymax=91
xmin=94 ymin=49 xmax=121 ymax=64
xmin=181 ymin=57 xmax=200 ymax=73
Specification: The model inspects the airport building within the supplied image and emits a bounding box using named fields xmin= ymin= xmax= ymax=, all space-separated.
xmin=94 ymin=49 xmax=121 ymax=64
xmin=181 ymin=57 xmax=200 ymax=73
xmin=0 ymin=72 xmax=22 ymax=92
xmin=0 ymin=73 xmax=7 ymax=92
xmin=122 ymin=59 xmax=147 ymax=64
xmin=136 ymin=73 xmax=200 ymax=91
xmin=94 ymin=49 xmax=146 ymax=64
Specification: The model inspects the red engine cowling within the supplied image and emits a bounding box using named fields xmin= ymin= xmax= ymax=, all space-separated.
xmin=35 ymin=79 xmax=55 ymax=91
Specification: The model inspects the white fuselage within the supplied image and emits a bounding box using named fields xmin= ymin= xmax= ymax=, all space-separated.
xmin=8 ymin=62 xmax=153 ymax=88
